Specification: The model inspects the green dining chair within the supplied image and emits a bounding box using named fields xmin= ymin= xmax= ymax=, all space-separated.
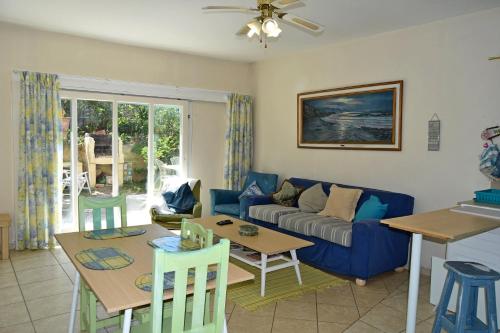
xmin=78 ymin=194 xmax=128 ymax=231
xmin=132 ymin=220 xmax=214 ymax=331
xmin=149 ymin=239 xmax=230 ymax=333
xmin=78 ymin=194 xmax=127 ymax=333
xmin=181 ymin=218 xmax=213 ymax=249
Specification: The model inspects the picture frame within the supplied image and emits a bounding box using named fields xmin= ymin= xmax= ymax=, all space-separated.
xmin=297 ymin=81 xmax=403 ymax=150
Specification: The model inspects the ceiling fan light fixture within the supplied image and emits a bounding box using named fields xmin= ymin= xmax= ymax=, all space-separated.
xmin=246 ymin=20 xmax=261 ymax=37
xmin=267 ymin=27 xmax=282 ymax=38
xmin=261 ymin=17 xmax=279 ymax=34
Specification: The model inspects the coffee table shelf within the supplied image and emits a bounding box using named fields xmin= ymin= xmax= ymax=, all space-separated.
xmin=229 ymin=246 xmax=283 ymax=266
xmin=193 ymin=215 xmax=314 ymax=297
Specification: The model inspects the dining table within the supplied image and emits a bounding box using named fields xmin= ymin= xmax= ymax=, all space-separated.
xmin=55 ymin=223 xmax=255 ymax=333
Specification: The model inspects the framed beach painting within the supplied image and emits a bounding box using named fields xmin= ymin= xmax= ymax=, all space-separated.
xmin=297 ymin=81 xmax=403 ymax=150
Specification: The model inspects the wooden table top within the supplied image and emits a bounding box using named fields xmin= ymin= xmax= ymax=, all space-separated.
xmin=381 ymin=208 xmax=500 ymax=241
xmin=55 ymin=224 xmax=254 ymax=313
xmin=193 ymin=215 xmax=314 ymax=255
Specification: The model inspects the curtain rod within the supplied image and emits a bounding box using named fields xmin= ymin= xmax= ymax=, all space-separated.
xmin=12 ymin=70 xmax=233 ymax=103
xmin=59 ymin=87 xmax=191 ymax=102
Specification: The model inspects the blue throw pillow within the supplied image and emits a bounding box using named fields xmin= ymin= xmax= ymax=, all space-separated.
xmin=162 ymin=182 xmax=196 ymax=213
xmin=353 ymin=195 xmax=388 ymax=222
xmin=238 ymin=181 xmax=264 ymax=201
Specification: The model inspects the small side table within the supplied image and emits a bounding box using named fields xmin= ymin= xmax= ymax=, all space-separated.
xmin=0 ymin=214 xmax=11 ymax=260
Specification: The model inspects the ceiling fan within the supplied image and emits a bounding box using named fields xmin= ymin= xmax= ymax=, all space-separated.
xmin=202 ymin=0 xmax=324 ymax=47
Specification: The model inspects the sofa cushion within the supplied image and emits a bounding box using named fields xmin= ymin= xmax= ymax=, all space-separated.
xmin=278 ymin=212 xmax=325 ymax=236
xmin=319 ymin=185 xmax=363 ymax=222
xmin=214 ymin=203 xmax=240 ymax=217
xmin=248 ymin=204 xmax=300 ymax=224
xmin=298 ymin=183 xmax=328 ymax=213
xmin=278 ymin=212 xmax=352 ymax=247
xmin=272 ymin=180 xmax=303 ymax=207
xmin=309 ymin=219 xmax=353 ymax=247
xmin=353 ymin=195 xmax=388 ymax=222
xmin=238 ymin=181 xmax=264 ymax=200
xmin=287 ymin=177 xmax=414 ymax=219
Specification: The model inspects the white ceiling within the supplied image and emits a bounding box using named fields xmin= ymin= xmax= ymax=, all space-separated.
xmin=1 ymin=0 xmax=499 ymax=62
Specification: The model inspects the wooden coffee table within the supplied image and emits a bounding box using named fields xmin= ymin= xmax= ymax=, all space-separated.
xmin=193 ymin=215 xmax=314 ymax=296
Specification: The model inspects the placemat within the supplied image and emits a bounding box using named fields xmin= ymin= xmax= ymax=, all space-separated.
xmin=148 ymin=236 xmax=200 ymax=252
xmin=135 ymin=267 xmax=217 ymax=292
xmin=83 ymin=227 xmax=146 ymax=240
xmin=75 ymin=247 xmax=134 ymax=270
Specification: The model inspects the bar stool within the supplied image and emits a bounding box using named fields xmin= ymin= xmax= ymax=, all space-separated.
xmin=432 ymin=261 xmax=499 ymax=333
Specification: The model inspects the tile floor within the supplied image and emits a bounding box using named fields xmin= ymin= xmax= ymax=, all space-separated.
xmin=0 ymin=249 xmax=437 ymax=333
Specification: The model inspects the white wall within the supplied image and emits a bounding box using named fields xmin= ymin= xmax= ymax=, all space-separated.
xmin=0 ymin=22 xmax=252 ymax=225
xmin=252 ymin=8 xmax=500 ymax=269
xmin=190 ymin=101 xmax=227 ymax=216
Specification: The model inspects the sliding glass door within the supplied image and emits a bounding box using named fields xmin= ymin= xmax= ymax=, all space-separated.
xmin=60 ymin=92 xmax=189 ymax=232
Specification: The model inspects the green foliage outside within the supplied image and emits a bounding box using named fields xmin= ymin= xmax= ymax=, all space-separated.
xmin=61 ymin=99 xmax=181 ymax=164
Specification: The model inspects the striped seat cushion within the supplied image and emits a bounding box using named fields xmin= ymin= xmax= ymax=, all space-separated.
xmin=277 ymin=212 xmax=325 ymax=235
xmin=248 ymin=204 xmax=300 ymax=224
xmin=309 ymin=218 xmax=353 ymax=247
xmin=278 ymin=212 xmax=352 ymax=247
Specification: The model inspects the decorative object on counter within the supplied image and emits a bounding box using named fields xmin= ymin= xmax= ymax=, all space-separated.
xmin=75 ymin=247 xmax=134 ymax=270
xmin=297 ymin=81 xmax=403 ymax=150
xmin=479 ymin=125 xmax=500 ymax=181
xmin=239 ymin=224 xmax=259 ymax=236
xmin=427 ymin=113 xmax=440 ymax=151
xmin=481 ymin=125 xmax=500 ymax=144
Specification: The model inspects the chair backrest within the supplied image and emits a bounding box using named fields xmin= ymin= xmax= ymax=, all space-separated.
xmin=78 ymin=194 xmax=127 ymax=231
xmin=190 ymin=180 xmax=201 ymax=203
xmin=181 ymin=218 xmax=213 ymax=249
xmin=150 ymin=239 xmax=230 ymax=333
xmin=243 ymin=171 xmax=278 ymax=195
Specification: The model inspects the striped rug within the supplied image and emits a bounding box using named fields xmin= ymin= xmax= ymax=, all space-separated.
xmin=227 ymin=258 xmax=348 ymax=311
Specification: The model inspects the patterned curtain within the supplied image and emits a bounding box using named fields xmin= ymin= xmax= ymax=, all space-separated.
xmin=223 ymin=94 xmax=253 ymax=190
xmin=17 ymin=72 xmax=63 ymax=250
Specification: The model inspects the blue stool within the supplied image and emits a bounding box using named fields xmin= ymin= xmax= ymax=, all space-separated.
xmin=432 ymin=261 xmax=499 ymax=333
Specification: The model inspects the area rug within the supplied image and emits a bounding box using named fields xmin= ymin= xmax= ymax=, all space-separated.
xmin=227 ymin=258 xmax=348 ymax=311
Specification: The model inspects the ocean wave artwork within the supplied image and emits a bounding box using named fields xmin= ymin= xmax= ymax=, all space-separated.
xmin=302 ymin=90 xmax=395 ymax=143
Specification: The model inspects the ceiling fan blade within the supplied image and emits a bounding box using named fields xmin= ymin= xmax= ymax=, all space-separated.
xmin=202 ymin=5 xmax=258 ymax=13
xmin=271 ymin=0 xmax=302 ymax=9
xmin=236 ymin=25 xmax=251 ymax=36
xmin=277 ymin=13 xmax=324 ymax=33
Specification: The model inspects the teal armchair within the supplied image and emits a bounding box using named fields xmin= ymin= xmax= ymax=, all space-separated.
xmin=209 ymin=171 xmax=278 ymax=220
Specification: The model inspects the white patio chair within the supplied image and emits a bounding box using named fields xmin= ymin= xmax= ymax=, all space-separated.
xmin=62 ymin=169 xmax=92 ymax=195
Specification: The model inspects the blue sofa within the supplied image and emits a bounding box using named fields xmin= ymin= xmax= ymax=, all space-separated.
xmin=209 ymin=171 xmax=278 ymax=219
xmin=245 ymin=177 xmax=414 ymax=284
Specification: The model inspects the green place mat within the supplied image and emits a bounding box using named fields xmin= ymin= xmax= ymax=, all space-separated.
xmin=227 ymin=258 xmax=348 ymax=311
xmin=83 ymin=227 xmax=146 ymax=240
xmin=135 ymin=267 xmax=217 ymax=292
xmin=75 ymin=247 xmax=134 ymax=270
xmin=147 ymin=236 xmax=200 ymax=252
